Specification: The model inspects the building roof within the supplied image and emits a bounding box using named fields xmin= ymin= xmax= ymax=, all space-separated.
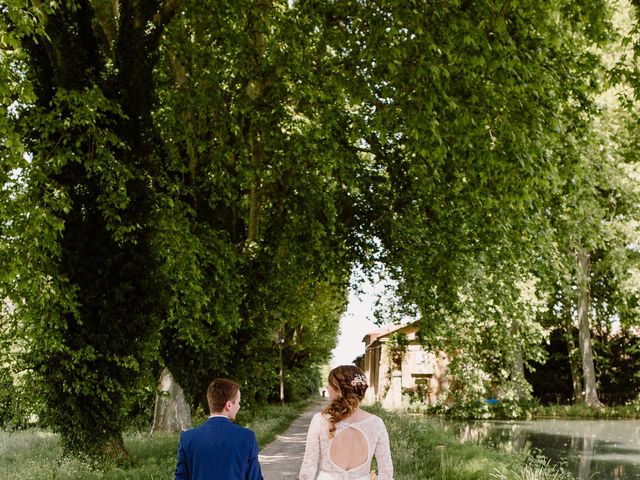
xmin=362 ymin=322 xmax=418 ymax=348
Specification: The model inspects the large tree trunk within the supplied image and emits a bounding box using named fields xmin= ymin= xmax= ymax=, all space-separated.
xmin=576 ymin=249 xmax=603 ymax=408
xmin=563 ymin=298 xmax=583 ymax=404
xmin=245 ymin=116 xmax=263 ymax=251
xmin=151 ymin=368 xmax=192 ymax=433
xmin=102 ymin=433 xmax=131 ymax=465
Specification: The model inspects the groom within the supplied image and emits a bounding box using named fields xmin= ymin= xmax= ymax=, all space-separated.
xmin=175 ymin=378 xmax=264 ymax=480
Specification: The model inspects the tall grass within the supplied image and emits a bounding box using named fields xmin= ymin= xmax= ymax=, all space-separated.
xmin=0 ymin=430 xmax=177 ymax=479
xmin=370 ymin=407 xmax=572 ymax=480
xmin=0 ymin=399 xmax=314 ymax=480
xmin=490 ymin=464 xmax=571 ymax=480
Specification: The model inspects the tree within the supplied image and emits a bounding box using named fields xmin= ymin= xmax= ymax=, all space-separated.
xmin=537 ymin=1 xmax=640 ymax=407
xmin=317 ymin=0 xmax=614 ymax=408
xmin=0 ymin=0 xmax=179 ymax=460
xmin=152 ymin=0 xmax=364 ymax=406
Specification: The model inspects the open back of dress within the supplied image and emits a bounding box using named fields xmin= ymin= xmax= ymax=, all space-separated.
xmin=298 ymin=412 xmax=394 ymax=480
xmin=329 ymin=425 xmax=368 ymax=470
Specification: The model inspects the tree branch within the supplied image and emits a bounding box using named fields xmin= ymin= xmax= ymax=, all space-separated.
xmin=153 ymin=0 xmax=181 ymax=33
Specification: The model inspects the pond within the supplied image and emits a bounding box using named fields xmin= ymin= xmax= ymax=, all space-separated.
xmin=450 ymin=419 xmax=640 ymax=479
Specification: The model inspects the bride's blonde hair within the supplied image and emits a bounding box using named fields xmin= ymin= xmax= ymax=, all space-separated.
xmin=323 ymin=365 xmax=368 ymax=438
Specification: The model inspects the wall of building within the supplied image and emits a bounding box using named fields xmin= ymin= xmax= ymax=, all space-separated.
xmin=359 ymin=325 xmax=449 ymax=408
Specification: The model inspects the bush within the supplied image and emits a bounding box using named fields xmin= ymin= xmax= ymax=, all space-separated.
xmin=283 ymin=368 xmax=322 ymax=402
xmin=0 ymin=366 xmax=35 ymax=430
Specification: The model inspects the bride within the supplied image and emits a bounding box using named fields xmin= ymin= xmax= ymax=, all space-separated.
xmin=299 ymin=365 xmax=394 ymax=480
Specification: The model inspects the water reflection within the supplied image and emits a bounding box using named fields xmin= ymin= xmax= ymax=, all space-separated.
xmin=449 ymin=419 xmax=640 ymax=479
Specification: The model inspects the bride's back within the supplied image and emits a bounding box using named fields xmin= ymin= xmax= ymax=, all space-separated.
xmin=299 ymin=365 xmax=394 ymax=480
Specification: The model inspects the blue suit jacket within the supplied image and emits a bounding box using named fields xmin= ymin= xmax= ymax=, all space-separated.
xmin=175 ymin=417 xmax=263 ymax=480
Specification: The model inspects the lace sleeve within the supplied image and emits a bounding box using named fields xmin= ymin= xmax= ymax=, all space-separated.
xmin=298 ymin=413 xmax=322 ymax=480
xmin=374 ymin=418 xmax=394 ymax=480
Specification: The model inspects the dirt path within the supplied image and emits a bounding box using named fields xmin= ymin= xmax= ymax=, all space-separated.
xmin=258 ymin=398 xmax=327 ymax=479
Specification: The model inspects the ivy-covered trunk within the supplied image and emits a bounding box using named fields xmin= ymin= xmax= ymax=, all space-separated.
xmin=4 ymin=0 xmax=177 ymax=461
xmin=103 ymin=434 xmax=131 ymax=466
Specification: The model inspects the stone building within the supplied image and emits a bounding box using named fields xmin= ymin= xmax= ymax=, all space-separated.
xmin=355 ymin=323 xmax=449 ymax=409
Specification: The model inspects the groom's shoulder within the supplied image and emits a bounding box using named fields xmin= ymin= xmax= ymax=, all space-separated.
xmin=183 ymin=418 xmax=257 ymax=439
xmin=217 ymin=419 xmax=258 ymax=439
xmin=229 ymin=420 xmax=256 ymax=433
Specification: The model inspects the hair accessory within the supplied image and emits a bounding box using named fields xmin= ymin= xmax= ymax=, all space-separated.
xmin=351 ymin=373 xmax=367 ymax=387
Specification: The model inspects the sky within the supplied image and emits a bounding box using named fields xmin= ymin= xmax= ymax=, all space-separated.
xmin=329 ymin=267 xmax=412 ymax=366
xmin=330 ymin=286 xmax=380 ymax=367
xmin=330 ymin=266 xmax=416 ymax=367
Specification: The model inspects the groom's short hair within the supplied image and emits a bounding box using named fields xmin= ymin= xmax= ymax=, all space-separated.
xmin=208 ymin=378 xmax=240 ymax=413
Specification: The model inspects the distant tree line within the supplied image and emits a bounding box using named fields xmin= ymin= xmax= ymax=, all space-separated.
xmin=527 ymin=329 xmax=640 ymax=406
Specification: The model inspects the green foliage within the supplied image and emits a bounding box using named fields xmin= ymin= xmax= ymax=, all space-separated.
xmin=320 ymin=0 xmax=620 ymax=414
xmin=527 ymin=328 xmax=640 ymax=405
xmin=0 ymin=365 xmax=34 ymax=430
xmin=420 ymin=270 xmax=547 ymax=416
xmin=3 ymin=85 xmax=165 ymax=458
xmin=625 ymin=395 xmax=640 ymax=415
xmin=0 ymin=0 xmax=169 ymax=460
xmin=387 ymin=331 xmax=409 ymax=368
xmin=152 ymin=0 xmax=357 ymax=407
xmin=423 ymin=390 xmax=537 ymax=420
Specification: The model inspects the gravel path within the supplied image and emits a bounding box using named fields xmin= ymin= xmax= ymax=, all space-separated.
xmin=259 ymin=398 xmax=327 ymax=480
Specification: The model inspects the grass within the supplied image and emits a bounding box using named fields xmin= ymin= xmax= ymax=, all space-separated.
xmin=489 ymin=464 xmax=571 ymax=480
xmin=531 ymin=403 xmax=640 ymax=419
xmin=0 ymin=430 xmax=178 ymax=479
xmin=369 ymin=406 xmax=573 ymax=480
xmin=0 ymin=399 xmax=314 ymax=480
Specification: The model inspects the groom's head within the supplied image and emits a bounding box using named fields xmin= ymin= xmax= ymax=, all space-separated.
xmin=208 ymin=378 xmax=241 ymax=420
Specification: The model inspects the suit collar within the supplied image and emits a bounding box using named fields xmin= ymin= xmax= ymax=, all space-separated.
xmin=207 ymin=416 xmax=232 ymax=423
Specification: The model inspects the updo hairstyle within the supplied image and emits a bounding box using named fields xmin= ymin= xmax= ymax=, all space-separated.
xmin=323 ymin=365 xmax=368 ymax=438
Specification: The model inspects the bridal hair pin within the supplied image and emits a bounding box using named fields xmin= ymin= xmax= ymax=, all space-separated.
xmin=351 ymin=374 xmax=367 ymax=387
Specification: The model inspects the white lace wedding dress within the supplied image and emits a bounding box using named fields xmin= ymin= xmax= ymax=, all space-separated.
xmin=299 ymin=412 xmax=394 ymax=480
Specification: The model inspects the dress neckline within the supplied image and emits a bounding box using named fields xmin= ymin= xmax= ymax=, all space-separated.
xmin=340 ymin=414 xmax=375 ymax=427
